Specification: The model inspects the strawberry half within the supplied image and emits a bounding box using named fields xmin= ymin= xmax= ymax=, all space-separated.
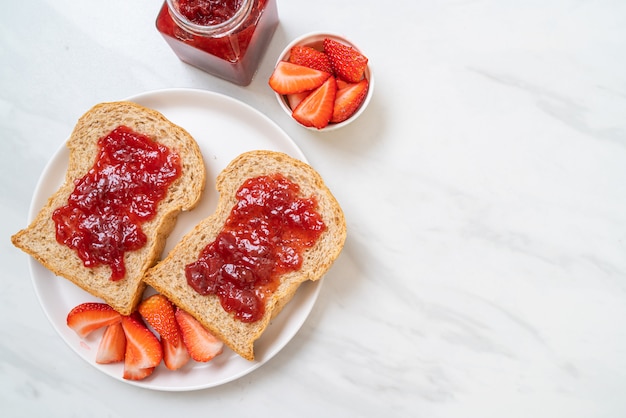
xmin=323 ymin=38 xmax=368 ymax=83
xmin=292 ymin=76 xmax=337 ymax=129
xmin=162 ymin=337 xmax=191 ymax=371
xmin=121 ymin=314 xmax=162 ymax=380
xmin=269 ymin=61 xmax=331 ymax=95
xmin=67 ymin=302 xmax=122 ymax=339
xmin=139 ymin=294 xmax=190 ymax=370
xmin=289 ymin=45 xmax=333 ymax=73
xmin=175 ymin=309 xmax=223 ymax=363
xmin=96 ymin=322 xmax=126 ymax=364
xmin=336 ymin=79 xmax=350 ymax=90
xmin=123 ymin=365 xmax=155 ymax=381
xmin=286 ymin=91 xmax=311 ymax=110
xmin=138 ymin=294 xmax=181 ymax=346
xmin=331 ymin=78 xmax=369 ymax=123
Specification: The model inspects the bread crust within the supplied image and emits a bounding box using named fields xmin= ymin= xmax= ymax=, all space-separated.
xmin=142 ymin=150 xmax=347 ymax=360
xmin=11 ymin=101 xmax=206 ymax=315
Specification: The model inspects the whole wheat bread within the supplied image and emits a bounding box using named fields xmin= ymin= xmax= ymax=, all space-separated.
xmin=11 ymin=101 xmax=206 ymax=315
xmin=142 ymin=150 xmax=346 ymax=360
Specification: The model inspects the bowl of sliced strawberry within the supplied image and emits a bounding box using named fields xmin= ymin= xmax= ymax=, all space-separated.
xmin=269 ymin=32 xmax=373 ymax=131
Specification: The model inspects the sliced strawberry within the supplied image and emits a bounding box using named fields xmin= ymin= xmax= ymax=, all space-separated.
xmin=289 ymin=45 xmax=333 ymax=73
xmin=96 ymin=322 xmax=126 ymax=364
xmin=138 ymin=294 xmax=191 ymax=370
xmin=175 ymin=309 xmax=223 ymax=363
xmin=67 ymin=302 xmax=122 ymax=339
xmin=123 ymin=366 xmax=155 ymax=381
xmin=121 ymin=314 xmax=162 ymax=380
xmin=138 ymin=294 xmax=181 ymax=346
xmin=335 ymin=79 xmax=350 ymax=90
xmin=331 ymin=78 xmax=369 ymax=123
xmin=286 ymin=91 xmax=311 ymax=110
xmin=269 ymin=61 xmax=330 ymax=95
xmin=292 ymin=76 xmax=337 ymax=129
xmin=323 ymin=38 xmax=368 ymax=83
xmin=162 ymin=337 xmax=191 ymax=370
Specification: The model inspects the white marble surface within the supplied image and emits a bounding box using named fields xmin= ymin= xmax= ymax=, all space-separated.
xmin=2 ymin=0 xmax=625 ymax=416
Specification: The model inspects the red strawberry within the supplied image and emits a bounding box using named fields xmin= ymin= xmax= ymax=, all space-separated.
xmin=336 ymin=79 xmax=350 ymax=90
xmin=175 ymin=309 xmax=223 ymax=363
xmin=121 ymin=314 xmax=162 ymax=380
xmin=138 ymin=294 xmax=181 ymax=346
xmin=162 ymin=337 xmax=191 ymax=370
xmin=67 ymin=302 xmax=122 ymax=339
xmin=331 ymin=78 xmax=369 ymax=123
xmin=269 ymin=61 xmax=330 ymax=95
xmin=323 ymin=38 xmax=368 ymax=83
xmin=292 ymin=76 xmax=337 ymax=129
xmin=139 ymin=294 xmax=190 ymax=370
xmin=289 ymin=45 xmax=333 ymax=73
xmin=96 ymin=322 xmax=126 ymax=364
xmin=286 ymin=91 xmax=311 ymax=110
xmin=123 ymin=365 xmax=155 ymax=381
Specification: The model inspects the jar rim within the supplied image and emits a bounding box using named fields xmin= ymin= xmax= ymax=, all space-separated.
xmin=166 ymin=0 xmax=253 ymax=37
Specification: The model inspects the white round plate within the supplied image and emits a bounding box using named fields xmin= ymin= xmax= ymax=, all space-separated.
xmin=28 ymin=88 xmax=323 ymax=391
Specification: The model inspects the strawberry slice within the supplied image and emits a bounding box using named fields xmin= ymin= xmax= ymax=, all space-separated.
xmin=292 ymin=76 xmax=337 ymax=129
xmin=123 ymin=365 xmax=156 ymax=381
xmin=138 ymin=294 xmax=190 ymax=370
xmin=269 ymin=61 xmax=331 ymax=95
xmin=323 ymin=38 xmax=368 ymax=83
xmin=138 ymin=294 xmax=181 ymax=346
xmin=67 ymin=302 xmax=122 ymax=339
xmin=286 ymin=91 xmax=311 ymax=110
xmin=175 ymin=309 xmax=223 ymax=363
xmin=121 ymin=314 xmax=162 ymax=380
xmin=162 ymin=337 xmax=191 ymax=370
xmin=289 ymin=45 xmax=333 ymax=73
xmin=331 ymin=78 xmax=369 ymax=123
xmin=336 ymin=79 xmax=350 ymax=90
xmin=96 ymin=322 xmax=126 ymax=364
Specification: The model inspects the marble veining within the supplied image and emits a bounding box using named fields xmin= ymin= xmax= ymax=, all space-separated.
xmin=2 ymin=0 xmax=626 ymax=417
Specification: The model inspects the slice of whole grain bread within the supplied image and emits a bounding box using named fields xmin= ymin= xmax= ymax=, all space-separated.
xmin=142 ymin=150 xmax=346 ymax=361
xmin=11 ymin=101 xmax=205 ymax=315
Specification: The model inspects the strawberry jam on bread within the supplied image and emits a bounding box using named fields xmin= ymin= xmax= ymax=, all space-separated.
xmin=12 ymin=102 xmax=206 ymax=315
xmin=142 ymin=151 xmax=347 ymax=361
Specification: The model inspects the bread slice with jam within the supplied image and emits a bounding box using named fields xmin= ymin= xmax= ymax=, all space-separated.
xmin=142 ymin=150 xmax=347 ymax=361
xmin=11 ymin=101 xmax=205 ymax=315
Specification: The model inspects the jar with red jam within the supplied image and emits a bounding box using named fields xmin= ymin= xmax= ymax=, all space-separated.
xmin=156 ymin=0 xmax=278 ymax=86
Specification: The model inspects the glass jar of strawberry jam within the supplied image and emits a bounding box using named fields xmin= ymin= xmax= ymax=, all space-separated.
xmin=156 ymin=0 xmax=278 ymax=86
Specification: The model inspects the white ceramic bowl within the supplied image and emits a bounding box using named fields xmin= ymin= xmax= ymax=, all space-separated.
xmin=273 ymin=31 xmax=374 ymax=132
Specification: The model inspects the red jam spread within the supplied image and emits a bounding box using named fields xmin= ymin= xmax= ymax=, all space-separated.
xmin=178 ymin=0 xmax=242 ymax=26
xmin=185 ymin=173 xmax=326 ymax=322
xmin=52 ymin=126 xmax=181 ymax=281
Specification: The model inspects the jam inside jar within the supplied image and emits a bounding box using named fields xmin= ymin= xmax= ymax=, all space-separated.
xmin=156 ymin=0 xmax=279 ymax=86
